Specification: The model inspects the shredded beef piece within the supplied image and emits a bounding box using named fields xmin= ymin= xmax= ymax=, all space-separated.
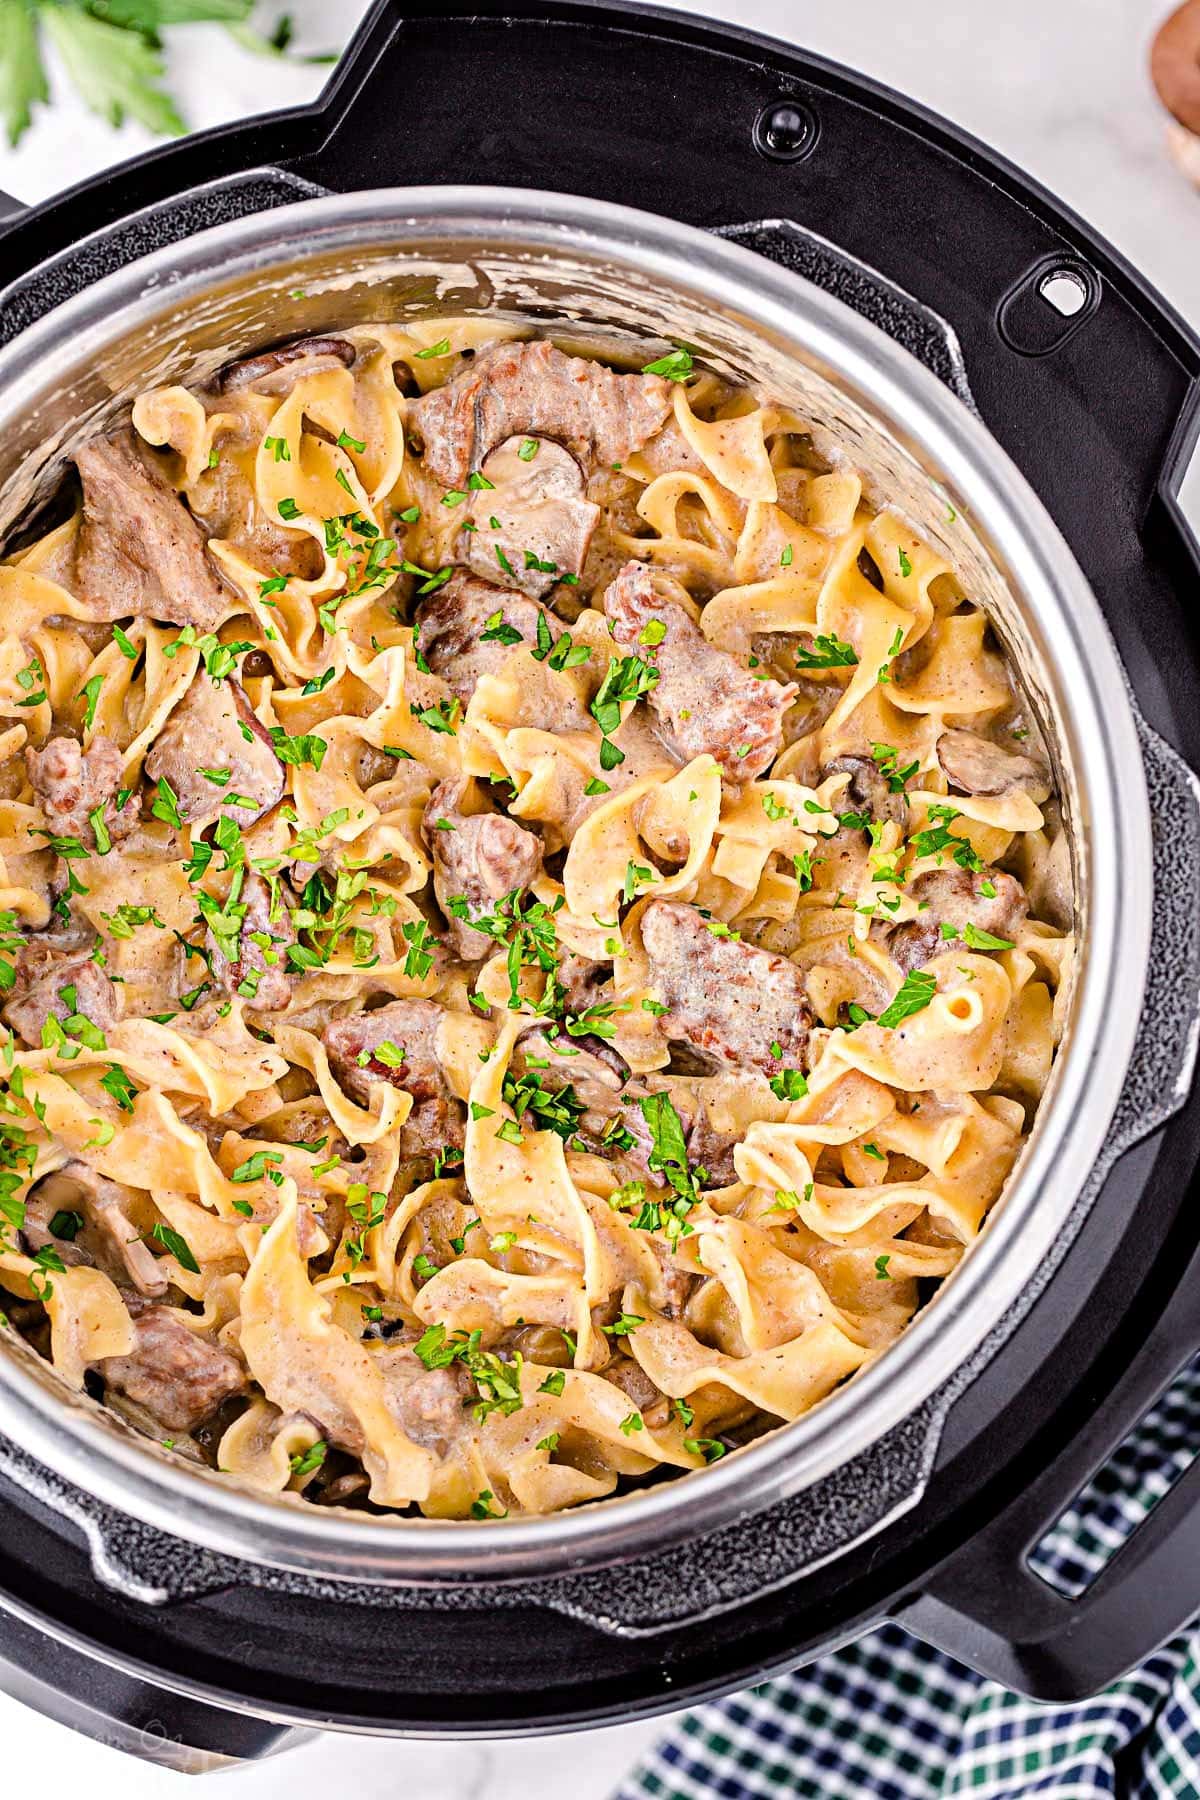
xmin=26 ymin=734 xmax=140 ymax=851
xmin=24 ymin=1160 xmax=166 ymax=1297
xmin=604 ymin=561 xmax=796 ymax=785
xmin=322 ymin=998 xmax=465 ymax=1156
xmin=409 ymin=339 xmax=673 ymax=487
xmin=145 ymin=673 xmax=283 ymax=825
xmin=207 ymin=872 xmax=296 ymax=1010
xmin=216 ymin=336 xmax=356 ymax=395
xmin=936 ymin=728 xmax=1048 ymax=797
xmin=72 ymin=430 xmax=229 ymax=628
xmin=414 ymin=572 xmax=556 ymax=704
xmin=640 ymin=899 xmax=812 ymax=1076
xmin=885 ymin=868 xmax=1028 ymax=972
xmin=2 ymin=937 xmax=119 ymax=1048
xmin=463 ymin=436 xmax=599 ymax=599
xmin=99 ymin=1304 xmax=246 ymax=1433
xmin=422 ymin=777 xmax=543 ymax=961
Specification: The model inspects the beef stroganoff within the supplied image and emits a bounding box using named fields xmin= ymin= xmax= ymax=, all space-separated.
xmin=0 ymin=322 xmax=1073 ymax=1519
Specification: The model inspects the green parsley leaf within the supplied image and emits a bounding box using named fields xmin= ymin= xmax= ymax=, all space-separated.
xmin=78 ymin=673 xmax=104 ymax=730
xmin=876 ymin=968 xmax=938 ymax=1029
xmin=962 ymin=923 xmax=1015 ymax=951
xmin=289 ymin=1440 xmax=327 ymax=1479
xmin=150 ymin=1220 xmax=199 ymax=1274
xmin=643 ymin=346 xmax=694 ymax=381
xmin=794 ymin=633 xmax=858 ymax=670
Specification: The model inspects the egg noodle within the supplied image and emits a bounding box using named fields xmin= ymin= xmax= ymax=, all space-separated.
xmin=0 ymin=320 xmax=1072 ymax=1519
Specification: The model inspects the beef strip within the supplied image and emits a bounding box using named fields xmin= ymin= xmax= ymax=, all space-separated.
xmin=323 ymin=998 xmax=465 ymax=1155
xmin=23 ymin=1161 xmax=166 ymax=1297
xmin=374 ymin=1343 xmax=472 ymax=1455
xmin=422 ymin=777 xmax=543 ymax=961
xmin=884 ymin=868 xmax=1029 ymax=972
xmin=463 ymin=436 xmax=599 ymax=599
xmin=187 ymin=453 xmax=322 ymax=581
xmin=414 ymin=572 xmax=556 ymax=705
xmin=2 ymin=936 xmax=119 ymax=1047
xmin=216 ymin=335 xmax=357 ymax=395
xmin=207 ymin=872 xmax=296 ymax=1010
xmin=144 ymin=673 xmax=283 ymax=825
xmin=936 ymin=728 xmax=1048 ymax=797
xmin=26 ymin=735 xmax=140 ymax=851
xmin=604 ymin=561 xmax=797 ymax=785
xmin=640 ymin=899 xmax=813 ymax=1076
xmin=72 ymin=430 xmax=230 ymax=628
xmin=409 ymin=339 xmax=673 ymax=487
xmin=99 ymin=1304 xmax=246 ymax=1433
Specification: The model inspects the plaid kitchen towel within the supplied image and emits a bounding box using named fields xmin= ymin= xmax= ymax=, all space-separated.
xmin=617 ymin=1359 xmax=1200 ymax=1800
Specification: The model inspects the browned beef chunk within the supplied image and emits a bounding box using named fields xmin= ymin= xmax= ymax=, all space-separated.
xmin=463 ymin=436 xmax=599 ymax=599
xmin=23 ymin=1160 xmax=166 ymax=1297
xmin=640 ymin=899 xmax=812 ymax=1076
xmin=557 ymin=951 xmax=612 ymax=1018
xmin=26 ymin=735 xmax=140 ymax=852
xmin=375 ymin=1344 xmax=472 ymax=1455
xmin=684 ymin=1108 xmax=743 ymax=1188
xmin=99 ymin=1304 xmax=246 ymax=1433
xmin=410 ymin=340 xmax=673 ymax=487
xmin=187 ymin=453 xmax=322 ymax=582
xmin=822 ymin=754 xmax=906 ymax=829
xmin=72 ymin=431 xmax=229 ymax=628
xmin=422 ymin=778 xmax=543 ymax=961
xmin=604 ymin=562 xmax=796 ymax=785
xmin=602 ymin=1355 xmax=663 ymax=1411
xmin=207 ymin=873 xmax=295 ymax=1010
xmin=216 ymin=336 xmax=357 ymax=395
xmin=514 ymin=1025 xmax=652 ymax=1162
xmin=414 ymin=572 xmax=555 ymax=705
xmin=323 ymin=998 xmax=465 ymax=1155
xmin=885 ymin=868 xmax=1028 ymax=972
xmin=145 ymin=673 xmax=283 ymax=825
xmin=936 ymin=728 xmax=1048 ymax=797
xmin=2 ymin=937 xmax=119 ymax=1048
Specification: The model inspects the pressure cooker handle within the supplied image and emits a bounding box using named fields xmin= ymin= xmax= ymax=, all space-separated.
xmin=0 ymin=1597 xmax=313 ymax=1769
xmin=903 ymin=1210 xmax=1200 ymax=1701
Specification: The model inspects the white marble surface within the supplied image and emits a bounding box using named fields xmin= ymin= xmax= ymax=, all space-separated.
xmin=1 ymin=0 xmax=1198 ymax=1793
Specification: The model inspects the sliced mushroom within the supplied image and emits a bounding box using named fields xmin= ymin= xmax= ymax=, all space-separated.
xmin=216 ymin=336 xmax=357 ymax=395
xmin=936 ymin=728 xmax=1048 ymax=797
xmin=463 ymin=436 xmax=600 ymax=599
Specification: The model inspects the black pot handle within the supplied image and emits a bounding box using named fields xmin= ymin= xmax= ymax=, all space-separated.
xmin=902 ymin=1212 xmax=1200 ymax=1701
xmin=0 ymin=1594 xmax=313 ymax=1767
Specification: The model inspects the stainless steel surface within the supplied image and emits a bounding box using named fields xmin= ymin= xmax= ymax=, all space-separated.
xmin=0 ymin=186 xmax=1154 ymax=1581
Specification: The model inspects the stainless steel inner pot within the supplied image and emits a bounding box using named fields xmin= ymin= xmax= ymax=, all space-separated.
xmin=0 ymin=187 xmax=1152 ymax=1584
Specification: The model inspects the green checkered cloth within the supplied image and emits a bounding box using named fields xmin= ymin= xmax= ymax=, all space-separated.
xmin=617 ymin=1361 xmax=1200 ymax=1800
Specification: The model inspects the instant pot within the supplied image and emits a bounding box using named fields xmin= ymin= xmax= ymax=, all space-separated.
xmin=2 ymin=0 xmax=1200 ymax=1771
